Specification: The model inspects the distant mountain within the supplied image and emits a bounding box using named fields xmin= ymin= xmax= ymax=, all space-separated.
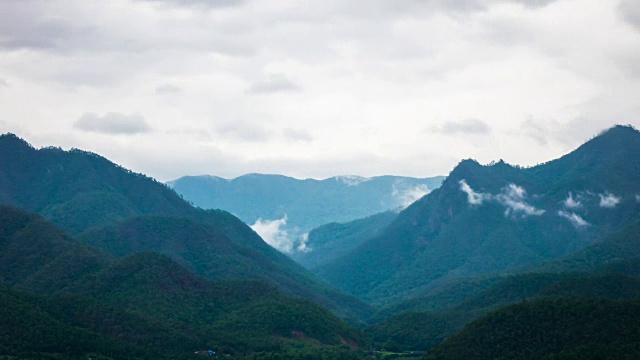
xmin=315 ymin=125 xmax=640 ymax=305
xmin=0 ymin=206 xmax=369 ymax=358
xmin=291 ymin=211 xmax=397 ymax=269
xmin=0 ymin=134 xmax=373 ymax=321
xmin=167 ymin=173 xmax=444 ymax=252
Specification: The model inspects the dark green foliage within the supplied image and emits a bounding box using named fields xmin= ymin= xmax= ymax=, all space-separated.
xmin=292 ymin=211 xmax=397 ymax=269
xmin=316 ymin=125 xmax=640 ymax=305
xmin=79 ymin=215 xmax=375 ymax=322
xmin=365 ymin=312 xmax=451 ymax=352
xmin=367 ymin=270 xmax=640 ymax=352
xmin=0 ymin=206 xmax=368 ymax=358
xmin=424 ymin=298 xmax=640 ymax=360
xmin=541 ymin=219 xmax=640 ymax=274
xmin=168 ymin=173 xmax=444 ymax=233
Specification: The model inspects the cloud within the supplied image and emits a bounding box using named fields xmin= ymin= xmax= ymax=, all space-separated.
xmin=509 ymin=0 xmax=557 ymax=8
xmin=563 ymin=192 xmax=582 ymax=209
xmin=619 ymin=0 xmax=640 ymax=31
xmin=250 ymin=215 xmax=309 ymax=253
xmin=297 ymin=232 xmax=311 ymax=253
xmin=393 ymin=183 xmax=431 ymax=208
xmin=250 ymin=216 xmax=294 ymax=253
xmin=246 ymin=75 xmax=302 ymax=95
xmin=558 ymin=210 xmax=589 ymax=227
xmin=496 ymin=183 xmax=545 ymax=217
xmin=283 ymin=128 xmax=313 ymax=142
xmin=636 ymin=194 xmax=640 ymax=203
xmin=136 ymin=0 xmax=247 ymax=9
xmin=74 ymin=112 xmax=152 ymax=135
xmin=459 ymin=180 xmax=544 ymax=216
xmin=459 ymin=180 xmax=489 ymax=205
xmin=215 ymin=120 xmax=274 ymax=142
xmin=599 ymin=192 xmax=621 ymax=208
xmin=155 ymin=84 xmax=183 ymax=95
xmin=0 ymin=78 xmax=9 ymax=87
xmin=335 ymin=175 xmax=371 ymax=186
xmin=432 ymin=119 xmax=491 ymax=136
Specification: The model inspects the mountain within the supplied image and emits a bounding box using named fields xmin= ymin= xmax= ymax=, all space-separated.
xmin=424 ymin=298 xmax=640 ymax=360
xmin=0 ymin=134 xmax=373 ymax=321
xmin=78 ymin=215 xmax=374 ymax=321
xmin=290 ymin=211 xmax=397 ymax=269
xmin=0 ymin=206 xmax=369 ymax=358
xmin=315 ymin=125 xmax=640 ymax=305
xmin=166 ymin=173 xmax=444 ymax=249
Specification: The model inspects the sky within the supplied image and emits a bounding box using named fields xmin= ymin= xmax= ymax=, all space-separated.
xmin=1 ymin=0 xmax=639 ymax=182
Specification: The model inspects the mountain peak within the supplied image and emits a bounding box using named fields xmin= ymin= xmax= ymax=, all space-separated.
xmin=0 ymin=133 xmax=34 ymax=150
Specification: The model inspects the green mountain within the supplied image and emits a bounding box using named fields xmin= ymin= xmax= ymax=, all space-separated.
xmin=78 ymin=215 xmax=374 ymax=321
xmin=291 ymin=211 xmax=397 ymax=269
xmin=0 ymin=206 xmax=369 ymax=358
xmin=366 ymin=271 xmax=640 ymax=352
xmin=365 ymin=211 xmax=640 ymax=352
xmin=0 ymin=134 xmax=373 ymax=321
xmin=424 ymin=298 xmax=640 ymax=360
xmin=315 ymin=125 xmax=640 ymax=305
xmin=167 ymin=173 xmax=444 ymax=250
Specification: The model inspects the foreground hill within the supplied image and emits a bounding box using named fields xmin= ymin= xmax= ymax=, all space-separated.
xmin=424 ymin=298 xmax=640 ymax=360
xmin=0 ymin=206 xmax=368 ymax=358
xmin=0 ymin=134 xmax=373 ymax=321
xmin=167 ymin=173 xmax=444 ymax=244
xmin=316 ymin=125 xmax=640 ymax=305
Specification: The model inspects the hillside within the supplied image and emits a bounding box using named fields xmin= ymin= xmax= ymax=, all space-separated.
xmin=0 ymin=206 xmax=369 ymax=358
xmin=79 ymin=215 xmax=374 ymax=321
xmin=315 ymin=125 xmax=640 ymax=305
xmin=365 ymin=270 xmax=640 ymax=352
xmin=0 ymin=134 xmax=373 ymax=321
xmin=424 ymin=298 xmax=640 ymax=360
xmin=167 ymin=173 xmax=444 ymax=249
xmin=291 ymin=211 xmax=397 ymax=269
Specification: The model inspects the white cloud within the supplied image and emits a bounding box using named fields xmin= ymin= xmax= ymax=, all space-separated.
xmin=558 ymin=210 xmax=589 ymax=227
xmin=297 ymin=232 xmax=311 ymax=253
xmin=393 ymin=183 xmax=432 ymax=208
xmin=250 ymin=215 xmax=295 ymax=253
xmin=431 ymin=119 xmax=492 ymax=135
xmin=74 ymin=112 xmax=152 ymax=135
xmin=2 ymin=0 xmax=640 ymax=181
xmin=459 ymin=180 xmax=544 ymax=216
xmin=563 ymin=192 xmax=582 ymax=209
xmin=599 ymin=192 xmax=621 ymax=208
xmin=246 ymin=74 xmax=302 ymax=95
xmin=496 ymin=183 xmax=545 ymax=216
xmin=335 ymin=175 xmax=371 ymax=186
xmin=250 ymin=216 xmax=311 ymax=253
xmin=459 ymin=179 xmax=488 ymax=205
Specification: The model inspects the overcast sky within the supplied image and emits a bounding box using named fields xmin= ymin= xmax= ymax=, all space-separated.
xmin=1 ymin=0 xmax=639 ymax=181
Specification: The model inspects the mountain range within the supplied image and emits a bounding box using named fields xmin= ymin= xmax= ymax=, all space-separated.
xmin=0 ymin=133 xmax=372 ymax=322
xmin=167 ymin=173 xmax=444 ymax=253
xmin=1 ymin=125 xmax=640 ymax=359
xmin=314 ymin=125 xmax=640 ymax=306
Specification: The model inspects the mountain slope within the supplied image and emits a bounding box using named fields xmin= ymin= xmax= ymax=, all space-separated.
xmin=316 ymin=125 xmax=640 ymax=305
xmin=291 ymin=211 xmax=397 ymax=269
xmin=0 ymin=134 xmax=373 ymax=321
xmin=0 ymin=206 xmax=369 ymax=358
xmin=78 ymin=215 xmax=374 ymax=321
